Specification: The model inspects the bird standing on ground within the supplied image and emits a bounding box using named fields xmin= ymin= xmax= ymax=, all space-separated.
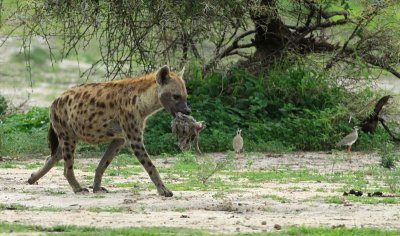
xmin=233 ymin=129 xmax=243 ymax=159
xmin=336 ymin=126 xmax=359 ymax=161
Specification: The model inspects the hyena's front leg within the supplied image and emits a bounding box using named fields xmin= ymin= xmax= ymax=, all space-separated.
xmin=129 ymin=140 xmax=173 ymax=197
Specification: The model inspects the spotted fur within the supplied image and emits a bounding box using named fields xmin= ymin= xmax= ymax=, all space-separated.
xmin=28 ymin=66 xmax=191 ymax=197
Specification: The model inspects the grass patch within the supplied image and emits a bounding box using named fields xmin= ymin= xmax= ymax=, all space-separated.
xmin=88 ymin=207 xmax=129 ymax=213
xmin=36 ymin=206 xmax=64 ymax=212
xmin=0 ymin=203 xmax=28 ymax=211
xmin=45 ymin=190 xmax=66 ymax=195
xmin=325 ymin=195 xmax=400 ymax=204
xmin=0 ymin=161 xmax=17 ymax=168
xmin=229 ymin=168 xmax=325 ymax=183
xmin=263 ymin=194 xmax=291 ymax=203
xmin=0 ymin=222 xmax=399 ymax=235
xmin=174 ymin=207 xmax=187 ymax=213
xmin=24 ymin=161 xmax=43 ymax=169
xmin=0 ymin=222 xmax=210 ymax=235
xmin=167 ymin=177 xmax=243 ymax=191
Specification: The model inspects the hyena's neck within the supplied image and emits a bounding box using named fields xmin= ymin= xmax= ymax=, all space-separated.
xmin=137 ymin=84 xmax=163 ymax=118
xmin=117 ymin=75 xmax=163 ymax=119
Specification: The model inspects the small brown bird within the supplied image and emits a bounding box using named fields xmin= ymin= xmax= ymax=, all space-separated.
xmin=233 ymin=129 xmax=243 ymax=159
xmin=336 ymin=126 xmax=359 ymax=161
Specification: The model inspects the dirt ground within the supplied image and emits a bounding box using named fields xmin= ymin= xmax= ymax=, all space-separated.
xmin=0 ymin=152 xmax=400 ymax=233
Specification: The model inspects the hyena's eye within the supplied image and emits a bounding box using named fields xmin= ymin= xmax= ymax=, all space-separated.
xmin=173 ymin=94 xmax=182 ymax=100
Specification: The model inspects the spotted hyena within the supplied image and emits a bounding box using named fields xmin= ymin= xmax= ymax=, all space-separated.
xmin=28 ymin=65 xmax=191 ymax=197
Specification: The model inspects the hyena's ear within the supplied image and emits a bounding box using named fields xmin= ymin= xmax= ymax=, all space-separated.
xmin=156 ymin=65 xmax=170 ymax=85
xmin=178 ymin=66 xmax=185 ymax=78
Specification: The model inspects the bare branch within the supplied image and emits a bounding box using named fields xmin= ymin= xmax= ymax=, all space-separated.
xmin=202 ymin=30 xmax=256 ymax=75
xmin=303 ymin=0 xmax=349 ymax=19
xmin=289 ymin=18 xmax=351 ymax=32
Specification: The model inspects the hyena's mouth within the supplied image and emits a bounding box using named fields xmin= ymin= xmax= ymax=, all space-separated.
xmin=169 ymin=107 xmax=191 ymax=117
xmin=176 ymin=108 xmax=191 ymax=116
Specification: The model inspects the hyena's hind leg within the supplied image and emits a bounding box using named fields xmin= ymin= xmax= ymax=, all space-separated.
xmin=93 ymin=139 xmax=125 ymax=193
xmin=28 ymin=124 xmax=62 ymax=184
xmin=28 ymin=147 xmax=62 ymax=184
xmin=60 ymin=137 xmax=88 ymax=193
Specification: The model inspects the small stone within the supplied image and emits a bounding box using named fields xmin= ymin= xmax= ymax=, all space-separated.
xmin=344 ymin=202 xmax=353 ymax=207
xmin=180 ymin=215 xmax=189 ymax=218
xmin=274 ymin=224 xmax=282 ymax=230
xmin=372 ymin=191 xmax=383 ymax=197
xmin=261 ymin=221 xmax=267 ymax=225
xmin=122 ymin=199 xmax=136 ymax=204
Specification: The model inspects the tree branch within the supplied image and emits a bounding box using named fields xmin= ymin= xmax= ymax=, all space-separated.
xmin=303 ymin=0 xmax=348 ymax=19
xmin=202 ymin=30 xmax=256 ymax=75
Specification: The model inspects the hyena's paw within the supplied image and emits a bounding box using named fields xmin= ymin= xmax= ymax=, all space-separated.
xmin=74 ymin=188 xmax=90 ymax=194
xmin=93 ymin=186 xmax=109 ymax=193
xmin=157 ymin=186 xmax=173 ymax=197
xmin=27 ymin=173 xmax=38 ymax=185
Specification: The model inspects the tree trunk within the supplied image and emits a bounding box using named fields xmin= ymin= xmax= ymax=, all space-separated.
xmin=361 ymin=95 xmax=392 ymax=133
xmin=241 ymin=0 xmax=292 ymax=72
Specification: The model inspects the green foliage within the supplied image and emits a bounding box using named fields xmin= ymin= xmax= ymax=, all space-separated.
xmin=0 ymin=107 xmax=49 ymax=133
xmin=0 ymin=107 xmax=49 ymax=156
xmin=144 ymin=111 xmax=180 ymax=154
xmin=195 ymin=154 xmax=234 ymax=185
xmin=150 ymin=65 xmax=379 ymax=153
xmin=0 ymin=222 xmax=211 ymax=235
xmin=377 ymin=142 xmax=399 ymax=169
xmin=0 ymin=94 xmax=7 ymax=116
xmin=1 ymin=222 xmax=399 ymax=236
xmin=380 ymin=167 xmax=400 ymax=193
xmin=325 ymin=195 xmax=400 ymax=205
xmin=356 ymin=129 xmax=392 ymax=152
xmin=11 ymin=47 xmax=50 ymax=65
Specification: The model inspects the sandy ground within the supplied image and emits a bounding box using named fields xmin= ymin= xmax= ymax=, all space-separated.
xmin=0 ymin=152 xmax=399 ymax=233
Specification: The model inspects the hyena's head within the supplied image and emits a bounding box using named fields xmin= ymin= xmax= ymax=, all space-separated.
xmin=156 ymin=65 xmax=191 ymax=117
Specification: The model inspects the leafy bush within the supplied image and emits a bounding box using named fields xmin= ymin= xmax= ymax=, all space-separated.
xmin=0 ymin=94 xmax=7 ymax=116
xmin=178 ymin=65 xmax=368 ymax=153
xmin=1 ymin=107 xmax=49 ymax=133
xmin=378 ymin=142 xmax=399 ymax=169
xmin=0 ymin=107 xmax=49 ymax=156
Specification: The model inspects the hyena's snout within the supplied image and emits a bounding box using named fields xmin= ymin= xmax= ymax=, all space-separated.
xmin=175 ymin=100 xmax=191 ymax=116
xmin=181 ymin=102 xmax=191 ymax=115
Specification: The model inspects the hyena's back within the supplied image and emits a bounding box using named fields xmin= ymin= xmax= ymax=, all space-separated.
xmin=50 ymin=77 xmax=153 ymax=144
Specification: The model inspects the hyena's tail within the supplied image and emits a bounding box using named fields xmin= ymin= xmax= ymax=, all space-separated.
xmin=48 ymin=123 xmax=59 ymax=156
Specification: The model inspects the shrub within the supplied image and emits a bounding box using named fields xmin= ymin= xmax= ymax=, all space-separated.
xmin=0 ymin=94 xmax=7 ymax=116
xmin=378 ymin=142 xmax=399 ymax=169
xmin=0 ymin=107 xmax=49 ymax=156
xmin=1 ymin=107 xmax=49 ymax=133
